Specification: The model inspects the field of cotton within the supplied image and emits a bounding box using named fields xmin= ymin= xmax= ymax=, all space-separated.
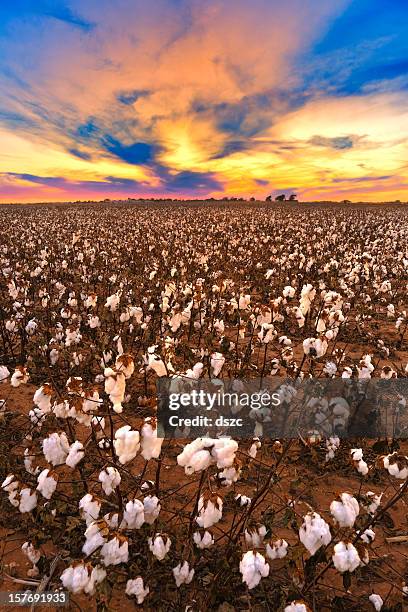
xmin=0 ymin=200 xmax=408 ymax=611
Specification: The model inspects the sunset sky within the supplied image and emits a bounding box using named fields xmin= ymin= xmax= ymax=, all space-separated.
xmin=0 ymin=0 xmax=407 ymax=203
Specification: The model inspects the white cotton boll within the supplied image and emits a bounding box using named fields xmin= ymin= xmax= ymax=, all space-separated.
xmin=361 ymin=528 xmax=375 ymax=544
xmin=351 ymin=448 xmax=363 ymax=461
xmin=36 ymin=469 xmax=57 ymax=499
xmin=141 ymin=420 xmax=163 ymax=460
xmin=104 ymin=369 xmax=126 ymax=413
xmin=42 ymin=432 xmax=70 ymax=466
xmin=369 ymin=594 xmax=383 ymax=611
xmin=148 ymin=534 xmax=171 ymax=560
xmin=249 ymin=439 xmax=261 ymax=458
xmin=22 ymin=541 xmax=41 ymax=567
xmin=11 ymin=366 xmax=29 ymax=387
xmin=125 ymin=577 xmax=149 ymax=604
xmin=219 ymin=465 xmax=241 ymax=486
xmin=283 ymin=286 xmax=296 ymax=298
xmin=100 ymin=535 xmax=129 ymax=566
xmin=19 ymin=488 xmax=37 ymax=513
xmin=235 ymin=494 xmax=251 ymax=507
xmin=0 ymin=365 xmax=10 ymax=382
xmin=66 ymin=441 xmax=85 ymax=468
xmin=185 ymin=362 xmax=204 ymax=379
xmin=173 ymin=561 xmax=194 ymax=587
xmin=383 ymin=453 xmax=408 ymax=479
xmin=82 ymin=520 xmax=108 ymax=556
xmin=24 ymin=448 xmax=39 ymax=476
xmin=61 ymin=562 xmax=106 ymax=595
xmin=33 ymin=385 xmax=52 ymax=413
xmin=99 ymin=467 xmax=121 ymax=496
xmin=299 ymin=512 xmax=331 ymax=556
xmin=239 ymin=551 xmax=269 ymax=590
xmin=245 ymin=525 xmax=267 ymax=548
xmin=177 ymin=438 xmax=238 ymax=475
xmin=105 ymin=293 xmax=120 ymax=312
xmin=211 ymin=352 xmax=225 ymax=377
xmin=122 ymin=499 xmax=145 ymax=529
xmin=114 ymin=425 xmax=140 ymax=464
xmin=143 ymin=495 xmax=161 ymax=524
xmin=79 ymin=493 xmax=101 ymax=525
xmin=196 ymin=496 xmax=223 ymax=529
xmin=266 ymin=539 xmax=288 ymax=560
xmin=147 ymin=354 xmax=167 ymax=377
xmin=284 ymin=602 xmax=310 ymax=612
xmin=366 ymin=491 xmax=382 ymax=515
xmin=332 ymin=541 xmax=361 ymax=573
xmin=193 ymin=530 xmax=214 ymax=549
xmin=330 ymin=493 xmax=359 ymax=527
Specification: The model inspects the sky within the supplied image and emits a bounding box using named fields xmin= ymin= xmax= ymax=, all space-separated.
xmin=0 ymin=0 xmax=407 ymax=203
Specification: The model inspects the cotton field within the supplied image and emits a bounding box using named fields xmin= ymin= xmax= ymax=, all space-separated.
xmin=1 ymin=200 xmax=408 ymax=611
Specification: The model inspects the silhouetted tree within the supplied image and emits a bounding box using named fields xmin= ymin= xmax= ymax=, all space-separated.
xmin=275 ymin=194 xmax=286 ymax=201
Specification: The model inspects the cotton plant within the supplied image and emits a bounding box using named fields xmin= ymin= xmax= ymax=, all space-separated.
xmin=351 ymin=448 xmax=369 ymax=475
xmin=266 ymin=538 xmax=288 ymax=560
xmin=382 ymin=453 xmax=408 ymax=479
xmin=100 ymin=534 xmax=129 ymax=566
xmin=22 ymin=541 xmax=42 ymax=577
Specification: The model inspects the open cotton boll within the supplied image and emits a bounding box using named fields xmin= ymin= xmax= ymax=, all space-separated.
xmin=299 ymin=512 xmax=331 ymax=556
xmin=36 ymin=469 xmax=57 ymax=499
xmin=330 ymin=493 xmax=359 ymax=527
xmin=105 ymin=293 xmax=120 ymax=312
xmin=383 ymin=453 xmax=408 ymax=479
xmin=148 ymin=534 xmax=171 ymax=560
xmin=11 ymin=366 xmax=29 ymax=387
xmin=239 ymin=551 xmax=269 ymax=590
xmin=0 ymin=365 xmax=10 ymax=382
xmin=193 ymin=530 xmax=214 ymax=549
xmin=284 ymin=602 xmax=311 ymax=612
xmin=100 ymin=535 xmax=129 ymax=566
xmin=244 ymin=525 xmax=267 ymax=548
xmin=79 ymin=494 xmax=101 ymax=525
xmin=22 ymin=542 xmax=41 ymax=575
xmin=332 ymin=541 xmax=361 ymax=573
xmin=211 ymin=352 xmax=225 ymax=377
xmin=104 ymin=369 xmax=126 ymax=413
xmin=99 ymin=467 xmax=121 ymax=496
xmin=141 ymin=419 xmax=163 ymax=460
xmin=19 ymin=487 xmax=37 ymax=513
xmin=33 ymin=384 xmax=53 ymax=413
xmin=173 ymin=561 xmax=194 ymax=587
xmin=125 ymin=577 xmax=149 ymax=604
xmin=143 ymin=495 xmax=161 ymax=524
xmin=196 ymin=496 xmax=223 ymax=529
xmin=61 ymin=562 xmax=106 ymax=595
xmin=177 ymin=437 xmax=238 ymax=475
xmin=122 ymin=499 xmax=145 ymax=529
xmin=66 ymin=441 xmax=85 ymax=468
xmin=82 ymin=520 xmax=109 ymax=556
xmin=361 ymin=528 xmax=375 ymax=544
xmin=235 ymin=494 xmax=251 ymax=507
xmin=114 ymin=425 xmax=140 ymax=464
xmin=147 ymin=354 xmax=167 ymax=377
xmin=369 ymin=594 xmax=383 ymax=611
xmin=42 ymin=432 xmax=70 ymax=466
xmin=266 ymin=539 xmax=288 ymax=560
